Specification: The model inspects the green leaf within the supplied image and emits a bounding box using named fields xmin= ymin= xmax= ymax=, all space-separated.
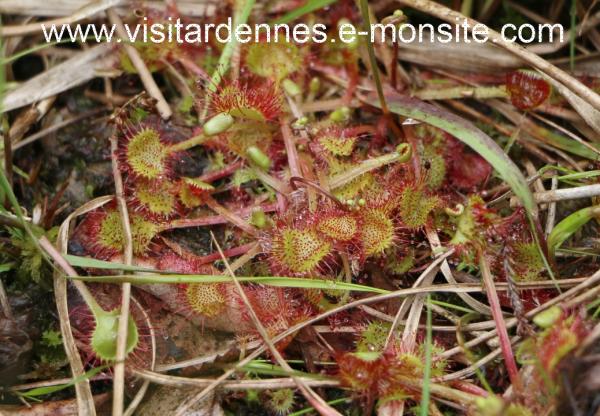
xmin=289 ymin=398 xmax=349 ymax=416
xmin=69 ymin=274 xmax=389 ymax=294
xmin=0 ymin=166 xmax=47 ymax=265
xmin=548 ymin=205 xmax=600 ymax=258
xmin=41 ymin=330 xmax=62 ymax=347
xmin=359 ymin=0 xmax=388 ymax=114
xmin=419 ymin=295 xmax=432 ymax=416
xmin=19 ymin=365 xmax=108 ymax=400
xmin=91 ymin=309 xmax=139 ymax=362
xmin=65 ymin=254 xmax=157 ymax=272
xmin=271 ymin=0 xmax=338 ymax=25
xmin=1 ymin=41 xmax=60 ymax=65
xmin=242 ymin=361 xmax=326 ymax=379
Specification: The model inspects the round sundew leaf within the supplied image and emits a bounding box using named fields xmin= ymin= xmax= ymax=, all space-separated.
xmin=267 ymin=389 xmax=295 ymax=416
xmin=318 ymin=134 xmax=358 ymax=157
xmin=130 ymin=216 xmax=160 ymax=256
xmin=246 ymin=41 xmax=302 ymax=82
xmin=360 ymin=208 xmax=395 ymax=257
xmin=212 ymin=83 xmax=281 ymax=123
xmin=182 ymin=177 xmax=215 ymax=194
xmin=92 ymin=209 xmax=158 ymax=256
xmin=506 ymin=70 xmax=552 ymax=111
xmin=126 ymin=128 xmax=169 ymax=180
xmin=134 ymin=180 xmax=177 ymax=217
xmin=178 ymin=178 xmax=214 ymax=208
xmin=98 ymin=211 xmax=125 ymax=253
xmin=317 ymin=213 xmax=359 ymax=241
xmin=398 ymin=186 xmax=440 ymax=230
xmin=184 ymin=283 xmax=226 ymax=317
xmin=178 ymin=185 xmax=202 ymax=209
xmin=90 ymin=309 xmax=139 ymax=362
xmin=273 ymin=228 xmax=331 ymax=274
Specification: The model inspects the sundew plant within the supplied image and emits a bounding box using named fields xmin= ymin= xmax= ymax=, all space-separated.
xmin=0 ymin=1 xmax=600 ymax=415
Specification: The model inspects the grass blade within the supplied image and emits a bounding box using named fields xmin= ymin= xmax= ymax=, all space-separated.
xmin=18 ymin=365 xmax=108 ymax=400
xmin=271 ymin=0 xmax=337 ymax=24
xmin=548 ymin=205 xmax=600 ymax=258
xmin=358 ymin=0 xmax=388 ymax=114
xmin=419 ymin=294 xmax=433 ymax=416
xmin=69 ymin=273 xmax=390 ymax=294
xmin=65 ymin=254 xmax=157 ymax=272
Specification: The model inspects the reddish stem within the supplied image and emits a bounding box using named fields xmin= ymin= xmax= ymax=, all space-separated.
xmin=391 ymin=44 xmax=399 ymax=90
xmin=289 ymin=176 xmax=345 ymax=210
xmin=198 ymin=161 xmax=244 ymax=183
xmin=178 ymin=56 xmax=210 ymax=80
xmin=281 ymin=120 xmax=302 ymax=178
xmin=276 ymin=193 xmax=287 ymax=215
xmin=168 ymin=202 xmax=277 ymax=229
xmin=203 ymin=195 xmax=258 ymax=236
xmin=343 ymin=57 xmax=359 ymax=106
xmin=479 ymin=253 xmax=521 ymax=389
xmin=450 ymin=380 xmax=489 ymax=397
xmin=193 ymin=242 xmax=257 ymax=266
xmin=402 ymin=124 xmax=422 ymax=179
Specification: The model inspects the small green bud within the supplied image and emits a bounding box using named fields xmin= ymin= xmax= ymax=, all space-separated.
xmin=250 ymin=208 xmax=267 ymax=229
xmin=309 ymin=77 xmax=321 ymax=94
xmin=292 ymin=116 xmax=308 ymax=129
xmin=85 ymin=184 xmax=95 ymax=198
xmin=282 ymin=78 xmax=302 ymax=97
xmin=475 ymin=396 xmax=503 ymax=415
xmin=346 ymin=199 xmax=355 ymax=206
xmin=354 ymin=351 xmax=381 ymax=362
xmin=382 ymin=9 xmax=407 ymax=26
xmin=533 ymin=306 xmax=562 ymax=328
xmin=337 ymin=19 xmax=358 ymax=50
xmin=246 ymin=146 xmax=271 ymax=171
xmin=246 ymin=389 xmax=259 ymax=403
xmin=203 ymin=112 xmax=234 ymax=136
xmin=330 ymin=106 xmax=351 ymax=123
xmin=358 ymin=198 xmax=366 ymax=207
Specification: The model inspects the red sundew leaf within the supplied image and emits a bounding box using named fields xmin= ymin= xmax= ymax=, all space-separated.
xmin=369 ymin=91 xmax=537 ymax=218
xmin=497 ymin=289 xmax=555 ymax=312
xmin=449 ymin=151 xmax=492 ymax=190
xmin=506 ymin=70 xmax=552 ymax=111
